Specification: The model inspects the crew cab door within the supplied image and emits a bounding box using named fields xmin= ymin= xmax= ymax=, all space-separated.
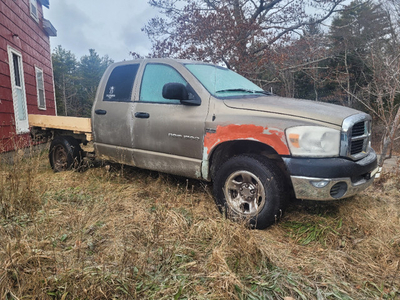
xmin=131 ymin=62 xmax=209 ymax=178
xmin=92 ymin=62 xmax=140 ymax=165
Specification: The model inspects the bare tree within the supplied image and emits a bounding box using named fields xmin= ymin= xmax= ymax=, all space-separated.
xmin=328 ymin=1 xmax=400 ymax=167
xmin=145 ymin=0 xmax=349 ymax=76
xmin=338 ymin=44 xmax=400 ymax=166
xmin=329 ymin=0 xmax=391 ymax=107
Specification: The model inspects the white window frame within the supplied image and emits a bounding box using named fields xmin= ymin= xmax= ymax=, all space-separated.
xmin=35 ymin=66 xmax=46 ymax=110
xmin=7 ymin=46 xmax=29 ymax=134
xmin=30 ymin=0 xmax=39 ymax=22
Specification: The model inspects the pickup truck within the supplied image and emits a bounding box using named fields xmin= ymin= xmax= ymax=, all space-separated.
xmin=29 ymin=58 xmax=380 ymax=229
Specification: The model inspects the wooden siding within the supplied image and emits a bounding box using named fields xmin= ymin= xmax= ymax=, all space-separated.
xmin=0 ymin=0 xmax=56 ymax=152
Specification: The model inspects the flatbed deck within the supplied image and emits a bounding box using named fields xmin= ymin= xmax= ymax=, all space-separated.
xmin=28 ymin=114 xmax=93 ymax=141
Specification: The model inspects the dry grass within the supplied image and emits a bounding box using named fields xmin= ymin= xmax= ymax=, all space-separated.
xmin=0 ymin=151 xmax=399 ymax=299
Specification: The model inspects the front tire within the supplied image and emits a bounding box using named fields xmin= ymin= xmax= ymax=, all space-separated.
xmin=49 ymin=136 xmax=82 ymax=172
xmin=213 ymin=155 xmax=287 ymax=229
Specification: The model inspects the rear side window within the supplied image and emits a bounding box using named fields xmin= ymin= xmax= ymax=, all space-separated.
xmin=104 ymin=64 xmax=139 ymax=102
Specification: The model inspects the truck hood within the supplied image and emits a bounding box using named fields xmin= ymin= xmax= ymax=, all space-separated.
xmin=223 ymin=96 xmax=360 ymax=126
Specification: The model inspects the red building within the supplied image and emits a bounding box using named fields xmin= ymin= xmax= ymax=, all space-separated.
xmin=0 ymin=0 xmax=57 ymax=152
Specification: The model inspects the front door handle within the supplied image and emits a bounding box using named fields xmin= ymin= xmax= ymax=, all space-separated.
xmin=135 ymin=112 xmax=150 ymax=119
xmin=95 ymin=109 xmax=107 ymax=115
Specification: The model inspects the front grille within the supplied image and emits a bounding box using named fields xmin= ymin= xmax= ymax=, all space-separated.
xmin=340 ymin=114 xmax=372 ymax=160
xmin=350 ymin=140 xmax=364 ymax=155
xmin=351 ymin=121 xmax=365 ymax=137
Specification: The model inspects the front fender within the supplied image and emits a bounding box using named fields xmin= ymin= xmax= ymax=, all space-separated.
xmin=201 ymin=124 xmax=290 ymax=180
xmin=204 ymin=124 xmax=289 ymax=156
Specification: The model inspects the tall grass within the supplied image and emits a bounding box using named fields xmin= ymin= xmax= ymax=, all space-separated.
xmin=0 ymin=147 xmax=43 ymax=220
xmin=0 ymin=150 xmax=399 ymax=299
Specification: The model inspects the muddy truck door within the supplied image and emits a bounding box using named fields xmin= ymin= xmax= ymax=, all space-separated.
xmin=130 ymin=60 xmax=210 ymax=179
xmin=92 ymin=62 xmax=141 ymax=165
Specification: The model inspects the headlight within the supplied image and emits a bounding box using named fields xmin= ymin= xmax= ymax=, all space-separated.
xmin=286 ymin=126 xmax=340 ymax=157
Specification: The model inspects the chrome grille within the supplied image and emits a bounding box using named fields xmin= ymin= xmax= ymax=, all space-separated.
xmin=350 ymin=140 xmax=364 ymax=155
xmin=351 ymin=121 xmax=365 ymax=137
xmin=340 ymin=114 xmax=372 ymax=160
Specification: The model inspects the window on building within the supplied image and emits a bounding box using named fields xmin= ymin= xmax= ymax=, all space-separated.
xmin=30 ymin=0 xmax=39 ymax=22
xmin=35 ymin=67 xmax=46 ymax=110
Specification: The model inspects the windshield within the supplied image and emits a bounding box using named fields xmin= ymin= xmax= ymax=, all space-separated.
xmin=185 ymin=64 xmax=264 ymax=97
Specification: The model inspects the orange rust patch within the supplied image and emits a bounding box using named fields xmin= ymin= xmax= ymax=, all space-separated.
xmin=204 ymin=124 xmax=290 ymax=155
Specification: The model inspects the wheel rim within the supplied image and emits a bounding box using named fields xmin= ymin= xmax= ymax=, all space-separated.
xmin=224 ymin=170 xmax=266 ymax=216
xmin=53 ymin=145 xmax=68 ymax=171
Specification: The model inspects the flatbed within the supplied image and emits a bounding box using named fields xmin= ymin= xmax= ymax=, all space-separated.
xmin=28 ymin=114 xmax=92 ymax=141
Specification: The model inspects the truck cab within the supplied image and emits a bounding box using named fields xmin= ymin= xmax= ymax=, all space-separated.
xmin=92 ymin=59 xmax=209 ymax=179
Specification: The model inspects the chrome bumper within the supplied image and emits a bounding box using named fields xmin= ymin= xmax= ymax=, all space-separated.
xmin=290 ymin=167 xmax=380 ymax=200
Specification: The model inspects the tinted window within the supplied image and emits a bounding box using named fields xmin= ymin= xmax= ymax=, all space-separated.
xmin=104 ymin=64 xmax=139 ymax=102
xmin=140 ymin=64 xmax=187 ymax=104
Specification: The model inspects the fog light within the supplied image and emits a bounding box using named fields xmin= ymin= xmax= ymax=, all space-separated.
xmin=310 ymin=180 xmax=329 ymax=188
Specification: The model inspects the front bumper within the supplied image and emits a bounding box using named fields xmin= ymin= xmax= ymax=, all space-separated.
xmin=283 ymin=149 xmax=379 ymax=200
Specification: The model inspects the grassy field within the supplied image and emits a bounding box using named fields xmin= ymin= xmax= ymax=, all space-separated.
xmin=0 ymin=149 xmax=399 ymax=299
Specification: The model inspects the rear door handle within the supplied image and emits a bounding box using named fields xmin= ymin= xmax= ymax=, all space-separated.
xmin=95 ymin=109 xmax=107 ymax=115
xmin=135 ymin=112 xmax=150 ymax=119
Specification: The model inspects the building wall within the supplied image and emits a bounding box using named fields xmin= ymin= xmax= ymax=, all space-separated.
xmin=0 ymin=0 xmax=56 ymax=152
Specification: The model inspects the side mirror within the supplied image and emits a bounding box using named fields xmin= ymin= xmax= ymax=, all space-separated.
xmin=162 ymin=83 xmax=201 ymax=106
xmin=162 ymin=82 xmax=188 ymax=101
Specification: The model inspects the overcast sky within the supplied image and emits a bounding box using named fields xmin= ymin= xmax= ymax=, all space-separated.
xmin=44 ymin=0 xmax=159 ymax=62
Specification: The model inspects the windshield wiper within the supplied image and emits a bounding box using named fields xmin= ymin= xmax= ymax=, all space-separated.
xmin=216 ymin=89 xmax=271 ymax=95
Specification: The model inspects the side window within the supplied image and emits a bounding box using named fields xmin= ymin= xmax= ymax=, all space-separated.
xmin=30 ymin=0 xmax=39 ymax=22
xmin=140 ymin=64 xmax=187 ymax=104
xmin=103 ymin=64 xmax=139 ymax=102
xmin=35 ymin=67 xmax=46 ymax=110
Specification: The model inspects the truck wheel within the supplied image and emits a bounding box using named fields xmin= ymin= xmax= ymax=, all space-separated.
xmin=213 ymin=155 xmax=286 ymax=229
xmin=49 ymin=136 xmax=82 ymax=172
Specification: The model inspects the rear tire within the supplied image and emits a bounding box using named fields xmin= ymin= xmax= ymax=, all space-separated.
xmin=49 ymin=136 xmax=82 ymax=172
xmin=213 ymin=154 xmax=287 ymax=229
